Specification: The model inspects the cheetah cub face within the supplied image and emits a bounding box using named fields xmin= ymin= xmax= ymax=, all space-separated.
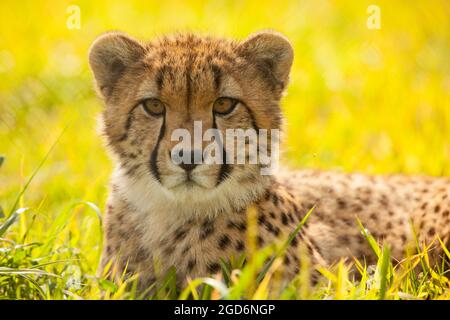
xmin=89 ymin=31 xmax=293 ymax=216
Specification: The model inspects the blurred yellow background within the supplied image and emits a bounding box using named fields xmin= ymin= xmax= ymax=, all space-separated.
xmin=0 ymin=0 xmax=449 ymax=255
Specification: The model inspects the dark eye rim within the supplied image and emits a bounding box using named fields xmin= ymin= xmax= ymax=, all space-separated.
xmin=141 ymin=98 xmax=166 ymax=117
xmin=213 ymin=97 xmax=240 ymax=116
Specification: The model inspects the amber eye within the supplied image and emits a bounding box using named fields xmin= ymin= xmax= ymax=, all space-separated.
xmin=213 ymin=97 xmax=239 ymax=115
xmin=142 ymin=98 xmax=165 ymax=117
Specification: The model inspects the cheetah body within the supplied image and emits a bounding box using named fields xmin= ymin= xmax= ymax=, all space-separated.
xmin=88 ymin=31 xmax=450 ymax=289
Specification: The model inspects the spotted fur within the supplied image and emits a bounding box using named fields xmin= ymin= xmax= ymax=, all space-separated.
xmin=89 ymin=31 xmax=450 ymax=291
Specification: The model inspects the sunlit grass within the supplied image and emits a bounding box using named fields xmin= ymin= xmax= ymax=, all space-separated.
xmin=1 ymin=0 xmax=450 ymax=299
xmin=2 ymin=174 xmax=449 ymax=299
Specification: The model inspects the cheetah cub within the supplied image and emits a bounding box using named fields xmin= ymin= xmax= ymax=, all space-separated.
xmin=89 ymin=30 xmax=450 ymax=289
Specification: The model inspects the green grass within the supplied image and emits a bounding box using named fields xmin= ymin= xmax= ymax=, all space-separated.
xmin=1 ymin=0 xmax=450 ymax=299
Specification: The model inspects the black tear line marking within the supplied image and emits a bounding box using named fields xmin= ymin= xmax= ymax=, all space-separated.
xmin=149 ymin=115 xmax=166 ymax=183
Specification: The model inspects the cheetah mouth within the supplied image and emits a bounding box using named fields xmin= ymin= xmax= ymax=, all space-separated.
xmin=165 ymin=177 xmax=209 ymax=191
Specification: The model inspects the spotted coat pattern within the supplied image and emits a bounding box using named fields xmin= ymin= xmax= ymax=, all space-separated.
xmin=88 ymin=31 xmax=450 ymax=291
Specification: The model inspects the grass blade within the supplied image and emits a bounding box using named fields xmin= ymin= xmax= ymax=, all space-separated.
xmin=378 ymin=245 xmax=391 ymax=300
xmin=355 ymin=216 xmax=381 ymax=257
xmin=7 ymin=126 xmax=67 ymax=218
xmin=256 ymin=206 xmax=315 ymax=283
xmin=0 ymin=207 xmax=29 ymax=237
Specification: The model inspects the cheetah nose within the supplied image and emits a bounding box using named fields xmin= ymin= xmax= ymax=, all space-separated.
xmin=179 ymin=162 xmax=197 ymax=172
xmin=177 ymin=150 xmax=201 ymax=172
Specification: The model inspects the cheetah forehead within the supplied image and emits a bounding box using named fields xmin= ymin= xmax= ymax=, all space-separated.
xmin=145 ymin=33 xmax=240 ymax=65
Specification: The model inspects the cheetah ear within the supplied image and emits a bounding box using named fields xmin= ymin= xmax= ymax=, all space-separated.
xmin=238 ymin=31 xmax=294 ymax=90
xmin=89 ymin=31 xmax=146 ymax=98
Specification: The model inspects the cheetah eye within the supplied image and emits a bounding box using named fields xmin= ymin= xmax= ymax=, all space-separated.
xmin=141 ymin=98 xmax=165 ymax=117
xmin=213 ymin=97 xmax=239 ymax=116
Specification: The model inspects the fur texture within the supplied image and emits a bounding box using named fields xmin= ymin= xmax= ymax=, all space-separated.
xmin=88 ymin=31 xmax=450 ymax=290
